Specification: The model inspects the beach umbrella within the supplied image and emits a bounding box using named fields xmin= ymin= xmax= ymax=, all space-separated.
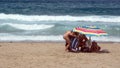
xmin=73 ymin=26 xmax=108 ymax=46
xmin=73 ymin=26 xmax=108 ymax=37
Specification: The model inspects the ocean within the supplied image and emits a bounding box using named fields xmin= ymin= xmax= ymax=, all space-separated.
xmin=0 ymin=0 xmax=120 ymax=42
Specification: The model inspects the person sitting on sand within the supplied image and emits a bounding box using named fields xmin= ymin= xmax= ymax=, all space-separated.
xmin=63 ymin=30 xmax=79 ymax=51
xmin=90 ymin=41 xmax=101 ymax=52
xmin=78 ymin=34 xmax=89 ymax=52
xmin=78 ymin=34 xmax=88 ymax=47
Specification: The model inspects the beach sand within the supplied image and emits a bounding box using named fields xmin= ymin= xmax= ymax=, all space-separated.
xmin=0 ymin=42 xmax=120 ymax=68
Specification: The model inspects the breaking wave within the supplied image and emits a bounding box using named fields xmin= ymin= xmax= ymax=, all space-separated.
xmin=0 ymin=23 xmax=54 ymax=30
xmin=0 ymin=13 xmax=120 ymax=22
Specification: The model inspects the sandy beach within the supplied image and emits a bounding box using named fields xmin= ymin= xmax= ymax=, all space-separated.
xmin=0 ymin=42 xmax=119 ymax=68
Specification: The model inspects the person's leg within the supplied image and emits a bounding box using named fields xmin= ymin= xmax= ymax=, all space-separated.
xmin=64 ymin=37 xmax=71 ymax=51
xmin=65 ymin=42 xmax=71 ymax=51
xmin=65 ymin=42 xmax=68 ymax=46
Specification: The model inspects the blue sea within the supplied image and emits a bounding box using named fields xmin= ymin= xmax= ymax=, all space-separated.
xmin=0 ymin=0 xmax=120 ymax=42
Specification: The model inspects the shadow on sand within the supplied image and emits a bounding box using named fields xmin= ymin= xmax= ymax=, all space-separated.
xmin=97 ymin=49 xmax=110 ymax=53
xmin=69 ymin=49 xmax=110 ymax=53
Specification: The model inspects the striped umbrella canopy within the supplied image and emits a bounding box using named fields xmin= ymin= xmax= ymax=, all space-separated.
xmin=73 ymin=26 xmax=108 ymax=36
xmin=73 ymin=26 xmax=108 ymax=46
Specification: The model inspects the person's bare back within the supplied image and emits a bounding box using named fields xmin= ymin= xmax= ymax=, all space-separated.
xmin=63 ymin=30 xmax=79 ymax=51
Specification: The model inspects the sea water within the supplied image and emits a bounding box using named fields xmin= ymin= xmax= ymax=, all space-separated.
xmin=0 ymin=0 xmax=120 ymax=42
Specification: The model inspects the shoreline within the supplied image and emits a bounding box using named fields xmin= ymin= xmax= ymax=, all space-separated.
xmin=0 ymin=40 xmax=120 ymax=43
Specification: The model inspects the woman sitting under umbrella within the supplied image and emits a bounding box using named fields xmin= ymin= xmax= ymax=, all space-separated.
xmin=63 ymin=30 xmax=79 ymax=52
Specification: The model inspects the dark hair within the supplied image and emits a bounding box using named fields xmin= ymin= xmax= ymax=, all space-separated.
xmin=71 ymin=29 xmax=73 ymax=32
xmin=73 ymin=32 xmax=79 ymax=35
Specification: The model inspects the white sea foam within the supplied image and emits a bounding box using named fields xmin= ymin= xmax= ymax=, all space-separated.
xmin=1 ymin=23 xmax=54 ymax=30
xmin=0 ymin=13 xmax=120 ymax=22
xmin=0 ymin=35 xmax=63 ymax=42
xmin=89 ymin=36 xmax=120 ymax=42
xmin=0 ymin=35 xmax=120 ymax=42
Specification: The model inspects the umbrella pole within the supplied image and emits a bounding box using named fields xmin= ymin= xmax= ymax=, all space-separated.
xmin=89 ymin=36 xmax=91 ymax=41
xmin=89 ymin=36 xmax=91 ymax=44
xmin=88 ymin=36 xmax=92 ymax=49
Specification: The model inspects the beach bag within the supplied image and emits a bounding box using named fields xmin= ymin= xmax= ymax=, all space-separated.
xmin=70 ymin=37 xmax=79 ymax=52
